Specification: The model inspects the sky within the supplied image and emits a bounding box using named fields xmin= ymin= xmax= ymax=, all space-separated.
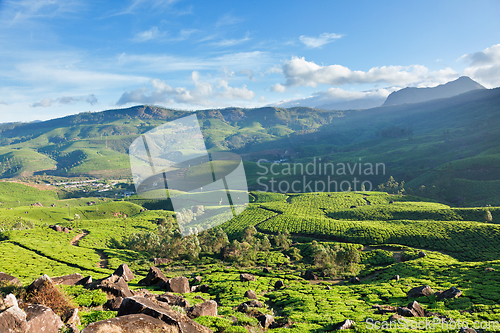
xmin=1 ymin=0 xmax=500 ymax=123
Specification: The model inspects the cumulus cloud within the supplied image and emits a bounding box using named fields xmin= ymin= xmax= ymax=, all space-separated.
xmin=271 ymin=83 xmax=286 ymax=93
xmin=281 ymin=56 xmax=458 ymax=87
xmin=299 ymin=32 xmax=342 ymax=48
xmin=31 ymin=94 xmax=98 ymax=107
xmin=116 ymin=71 xmax=255 ymax=106
xmin=461 ymin=43 xmax=500 ymax=88
xmin=238 ymin=69 xmax=254 ymax=80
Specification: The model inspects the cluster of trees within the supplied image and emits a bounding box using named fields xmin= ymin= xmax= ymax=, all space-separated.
xmin=378 ymin=176 xmax=405 ymax=194
xmin=308 ymin=241 xmax=360 ymax=276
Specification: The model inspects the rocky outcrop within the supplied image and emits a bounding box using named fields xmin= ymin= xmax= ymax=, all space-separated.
xmin=81 ymin=314 xmax=180 ymax=333
xmin=244 ymin=290 xmax=257 ymax=299
xmin=257 ymin=314 xmax=274 ymax=328
xmin=113 ymin=264 xmax=135 ymax=282
xmin=117 ymin=296 xmax=212 ymax=332
xmin=140 ymin=267 xmax=168 ymax=286
xmin=104 ymin=297 xmax=124 ymax=311
xmin=397 ymin=301 xmax=425 ymax=317
xmin=436 ymin=287 xmax=462 ymax=300
xmin=157 ymin=293 xmax=190 ymax=308
xmin=52 ymin=273 xmax=84 ymax=286
xmin=186 ymin=300 xmax=217 ymax=319
xmin=274 ymin=280 xmax=284 ymax=289
xmin=163 ymin=277 xmax=190 ymax=294
xmin=0 ymin=294 xmax=29 ymax=333
xmin=407 ymin=285 xmax=434 ymax=298
xmin=0 ymin=273 xmax=22 ymax=286
xmin=239 ymin=273 xmax=255 ymax=282
xmin=332 ymin=319 xmax=355 ymax=330
xmin=27 ymin=274 xmax=53 ymax=295
xmin=25 ymin=304 xmax=64 ymax=333
xmin=302 ymin=270 xmax=317 ymax=281
xmin=96 ymin=275 xmax=133 ymax=298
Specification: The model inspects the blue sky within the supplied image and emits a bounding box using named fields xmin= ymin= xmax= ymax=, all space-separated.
xmin=1 ymin=0 xmax=500 ymax=122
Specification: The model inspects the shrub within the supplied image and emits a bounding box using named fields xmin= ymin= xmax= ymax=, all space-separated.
xmin=79 ymin=310 xmax=117 ymax=328
xmin=194 ymin=316 xmax=232 ymax=332
xmin=59 ymin=285 xmax=107 ymax=307
xmin=26 ymin=280 xmax=75 ymax=315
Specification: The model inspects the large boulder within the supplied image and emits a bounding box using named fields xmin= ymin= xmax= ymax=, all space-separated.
xmin=52 ymin=273 xmax=84 ymax=286
xmin=0 ymin=296 xmax=28 ymax=333
xmin=0 ymin=272 xmax=22 ymax=286
xmin=139 ymin=267 xmax=168 ymax=286
xmin=239 ymin=273 xmax=255 ymax=282
xmin=76 ymin=276 xmax=92 ymax=287
xmin=27 ymin=274 xmax=53 ymax=295
xmin=157 ymin=293 xmax=190 ymax=308
xmin=81 ymin=314 xmax=180 ymax=333
xmin=104 ymin=297 xmax=124 ymax=311
xmin=186 ymin=300 xmax=217 ymax=319
xmin=191 ymin=284 xmax=209 ymax=293
xmin=113 ymin=264 xmax=135 ymax=282
xmin=117 ymin=296 xmax=212 ymax=332
xmin=25 ymin=304 xmax=64 ymax=333
xmin=437 ymin=287 xmax=462 ymax=300
xmin=397 ymin=301 xmax=425 ymax=317
xmin=0 ymin=294 xmax=17 ymax=312
xmin=407 ymin=285 xmax=434 ymax=298
xmin=332 ymin=319 xmax=355 ymax=330
xmin=244 ymin=290 xmax=257 ymax=299
xmin=62 ymin=308 xmax=81 ymax=327
xmin=163 ymin=277 xmax=190 ymax=294
xmin=97 ymin=275 xmax=133 ymax=298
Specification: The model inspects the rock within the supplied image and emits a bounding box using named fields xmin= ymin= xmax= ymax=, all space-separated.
xmin=257 ymin=314 xmax=274 ymax=328
xmin=349 ymin=277 xmax=360 ymax=284
xmin=0 ymin=299 xmax=28 ymax=333
xmin=139 ymin=267 xmax=168 ymax=286
xmin=62 ymin=308 xmax=81 ymax=326
xmin=397 ymin=301 xmax=425 ymax=317
xmin=81 ymin=314 xmax=180 ymax=333
xmin=186 ymin=300 xmax=217 ymax=319
xmin=391 ymin=275 xmax=400 ymax=281
xmin=325 ymin=286 xmax=332 ymax=290
xmin=191 ymin=284 xmax=209 ymax=293
xmin=437 ymin=287 xmax=462 ymax=300
xmin=239 ymin=273 xmax=255 ymax=282
xmin=459 ymin=328 xmax=477 ymax=333
xmin=114 ymin=264 xmax=135 ymax=282
xmin=27 ymin=274 xmax=53 ymax=295
xmin=97 ymin=275 xmax=133 ymax=298
xmin=193 ymin=276 xmax=203 ymax=284
xmin=153 ymin=258 xmax=172 ymax=265
xmin=0 ymin=294 xmax=18 ymax=312
xmin=418 ymin=251 xmax=426 ymax=258
xmin=485 ymin=267 xmax=495 ymax=273
xmin=157 ymin=293 xmax=190 ymax=308
xmin=373 ymin=305 xmax=397 ymax=314
xmin=407 ymin=285 xmax=434 ymax=298
xmin=76 ymin=276 xmax=92 ymax=286
xmin=104 ymin=297 xmax=124 ymax=311
xmin=263 ymin=267 xmax=270 ymax=273
xmin=389 ymin=200 xmax=394 ymax=204
xmin=350 ymin=205 xmax=357 ymax=208
xmin=117 ymin=296 xmax=212 ymax=333
xmin=244 ymin=290 xmax=257 ymax=299
xmin=52 ymin=273 xmax=84 ymax=286
xmin=62 ymin=227 xmax=70 ymax=233
xmin=0 ymin=272 xmax=22 ymax=286
xmin=332 ymin=319 xmax=355 ymax=330
xmin=25 ymin=304 xmax=64 ymax=333
xmin=388 ymin=314 xmax=404 ymax=322
xmin=163 ymin=277 xmax=190 ymax=294
xmin=236 ymin=300 xmax=263 ymax=312
xmin=67 ymin=323 xmax=80 ymax=333
xmin=274 ymin=280 xmax=284 ymax=289
xmin=303 ymin=270 xmax=318 ymax=280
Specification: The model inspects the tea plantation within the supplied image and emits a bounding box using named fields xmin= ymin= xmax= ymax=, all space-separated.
xmin=1 ymin=182 xmax=500 ymax=332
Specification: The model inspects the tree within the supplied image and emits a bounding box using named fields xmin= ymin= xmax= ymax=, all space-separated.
xmin=485 ymin=210 xmax=493 ymax=223
xmin=243 ymin=225 xmax=257 ymax=243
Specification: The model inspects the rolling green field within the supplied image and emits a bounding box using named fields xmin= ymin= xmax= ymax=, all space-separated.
xmin=1 ymin=182 xmax=500 ymax=332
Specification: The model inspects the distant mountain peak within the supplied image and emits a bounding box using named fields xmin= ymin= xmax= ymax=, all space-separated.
xmin=383 ymin=76 xmax=486 ymax=107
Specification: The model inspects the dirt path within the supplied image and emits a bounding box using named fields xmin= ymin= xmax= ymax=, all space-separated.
xmin=70 ymin=231 xmax=89 ymax=246
xmin=69 ymin=230 xmax=109 ymax=269
xmin=95 ymin=250 xmax=109 ymax=269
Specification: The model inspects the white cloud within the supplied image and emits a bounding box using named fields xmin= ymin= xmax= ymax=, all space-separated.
xmin=238 ymin=69 xmax=254 ymax=80
xmin=215 ymin=13 xmax=243 ymax=28
xmin=31 ymin=94 xmax=98 ymax=107
xmin=461 ymin=43 xmax=500 ymax=88
xmin=281 ymin=56 xmax=458 ymax=87
xmin=299 ymin=33 xmax=342 ymax=48
xmin=218 ymin=80 xmax=255 ymax=100
xmin=211 ymin=34 xmax=251 ymax=47
xmin=132 ymin=27 xmax=163 ymax=42
xmin=271 ymin=83 xmax=286 ymax=93
xmin=116 ymin=72 xmax=255 ymax=106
